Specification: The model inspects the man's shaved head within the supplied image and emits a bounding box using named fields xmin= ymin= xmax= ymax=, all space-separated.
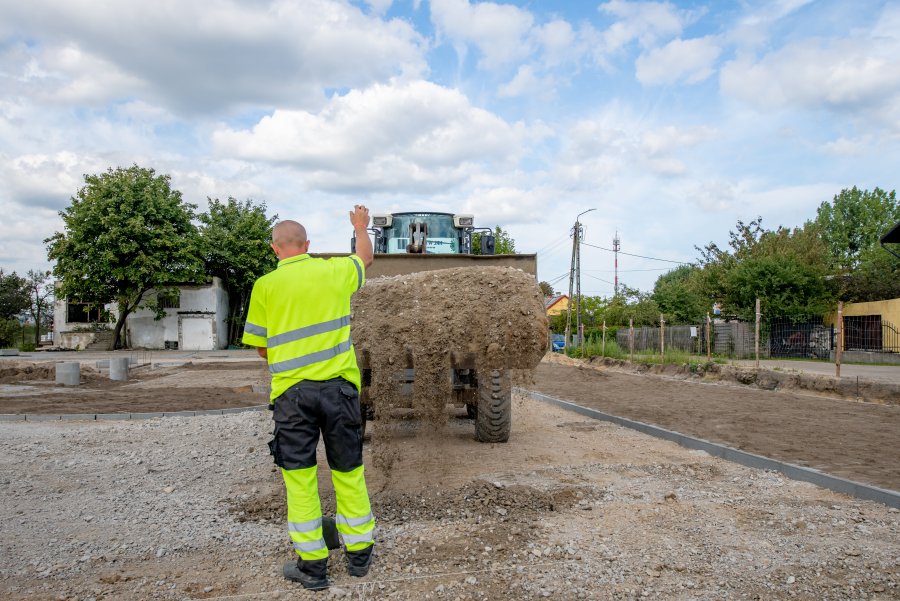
xmin=272 ymin=220 xmax=308 ymax=249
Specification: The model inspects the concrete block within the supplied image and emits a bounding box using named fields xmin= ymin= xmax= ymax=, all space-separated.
xmin=97 ymin=413 xmax=131 ymax=421
xmin=110 ymin=357 xmax=129 ymax=381
xmin=26 ymin=414 xmax=61 ymax=421
xmin=197 ymin=409 xmax=224 ymax=416
xmin=163 ymin=411 xmax=196 ymax=418
xmin=0 ymin=349 xmax=19 ymax=356
xmin=130 ymin=412 xmax=164 ymax=420
xmin=0 ymin=414 xmax=26 ymax=421
xmin=60 ymin=414 xmax=97 ymax=421
xmin=55 ymin=362 xmax=80 ymax=386
xmin=95 ymin=359 xmax=110 ymax=369
xmin=221 ymin=405 xmax=266 ymax=415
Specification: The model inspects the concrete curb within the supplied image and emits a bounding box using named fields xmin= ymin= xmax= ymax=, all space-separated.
xmin=518 ymin=387 xmax=900 ymax=510
xmin=0 ymin=405 xmax=268 ymax=422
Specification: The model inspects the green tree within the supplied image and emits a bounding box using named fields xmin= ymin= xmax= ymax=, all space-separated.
xmin=0 ymin=270 xmax=29 ymax=347
xmin=25 ymin=270 xmax=54 ymax=347
xmin=814 ymin=187 xmax=899 ymax=302
xmin=472 ymin=226 xmax=516 ymax=255
xmin=841 ymin=243 xmax=900 ymax=302
xmin=197 ymin=197 xmax=278 ymax=345
xmin=597 ymin=286 xmax=660 ymax=327
xmin=46 ymin=165 xmax=202 ymax=350
xmin=652 ymin=265 xmax=708 ymax=324
xmin=539 ymin=281 xmax=556 ymax=297
xmin=815 ymin=187 xmax=899 ymax=272
xmin=725 ymin=254 xmax=832 ymax=319
xmin=695 ymin=218 xmax=835 ymax=318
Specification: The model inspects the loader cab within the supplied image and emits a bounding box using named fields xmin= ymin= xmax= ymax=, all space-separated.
xmin=360 ymin=212 xmax=496 ymax=255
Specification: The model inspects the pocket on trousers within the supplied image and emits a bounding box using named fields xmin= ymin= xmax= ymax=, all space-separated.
xmin=268 ymin=434 xmax=284 ymax=468
xmin=339 ymin=384 xmax=362 ymax=427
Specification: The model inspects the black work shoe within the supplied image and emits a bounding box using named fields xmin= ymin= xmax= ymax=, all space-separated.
xmin=346 ymin=546 xmax=374 ymax=577
xmin=322 ymin=516 xmax=341 ymax=550
xmin=283 ymin=560 xmax=329 ymax=590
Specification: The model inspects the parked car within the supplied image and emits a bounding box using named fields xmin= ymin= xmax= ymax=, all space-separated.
xmin=551 ymin=333 xmax=565 ymax=352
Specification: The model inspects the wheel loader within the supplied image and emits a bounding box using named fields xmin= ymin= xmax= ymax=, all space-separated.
xmin=318 ymin=212 xmax=543 ymax=443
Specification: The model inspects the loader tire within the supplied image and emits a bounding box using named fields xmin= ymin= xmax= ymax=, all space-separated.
xmin=474 ymin=369 xmax=511 ymax=443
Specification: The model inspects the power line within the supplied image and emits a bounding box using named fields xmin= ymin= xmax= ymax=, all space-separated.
xmin=585 ymin=274 xmax=616 ymax=286
xmin=581 ymin=241 xmax=691 ymax=265
xmin=584 ymin=268 xmax=670 ymax=273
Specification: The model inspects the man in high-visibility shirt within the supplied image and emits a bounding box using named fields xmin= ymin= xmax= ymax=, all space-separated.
xmin=242 ymin=205 xmax=375 ymax=590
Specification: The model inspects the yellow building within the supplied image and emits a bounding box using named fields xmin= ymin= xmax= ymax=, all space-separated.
xmin=544 ymin=295 xmax=569 ymax=316
xmin=829 ymin=297 xmax=900 ymax=354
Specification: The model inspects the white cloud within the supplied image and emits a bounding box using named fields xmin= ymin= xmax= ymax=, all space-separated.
xmin=641 ymin=125 xmax=718 ymax=156
xmin=821 ymin=136 xmax=871 ymax=157
xmin=0 ymin=151 xmax=104 ymax=210
xmin=730 ymin=0 xmax=815 ymax=48
xmin=498 ymin=65 xmax=548 ymax=98
xmin=635 ymin=35 xmax=722 ymax=85
xmin=430 ymin=0 xmax=535 ymax=69
xmin=212 ymin=80 xmax=534 ymax=192
xmin=720 ymin=8 xmax=900 ymax=131
xmin=595 ymin=0 xmax=688 ymax=59
xmin=365 ymin=0 xmax=394 ymax=16
xmin=534 ymin=19 xmax=578 ymax=67
xmin=0 ymin=0 xmax=426 ymax=115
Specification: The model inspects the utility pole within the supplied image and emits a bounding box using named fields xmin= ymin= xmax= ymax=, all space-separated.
xmin=563 ymin=208 xmax=595 ymax=353
xmin=563 ymin=228 xmax=577 ymax=352
xmin=613 ymin=231 xmax=620 ymax=296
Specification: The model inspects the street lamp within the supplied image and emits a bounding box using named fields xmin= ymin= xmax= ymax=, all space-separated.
xmin=564 ymin=208 xmax=596 ymax=354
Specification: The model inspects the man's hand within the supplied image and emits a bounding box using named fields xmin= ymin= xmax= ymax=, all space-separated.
xmin=350 ymin=205 xmax=370 ymax=230
xmin=350 ymin=204 xmax=374 ymax=268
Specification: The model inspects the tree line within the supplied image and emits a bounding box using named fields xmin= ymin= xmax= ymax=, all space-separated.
xmin=545 ymin=187 xmax=900 ymax=333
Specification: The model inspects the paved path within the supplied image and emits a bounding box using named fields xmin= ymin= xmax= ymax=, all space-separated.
xmin=732 ymin=359 xmax=900 ymax=384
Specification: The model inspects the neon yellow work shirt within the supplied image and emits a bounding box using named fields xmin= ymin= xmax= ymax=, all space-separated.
xmin=242 ymin=254 xmax=365 ymax=402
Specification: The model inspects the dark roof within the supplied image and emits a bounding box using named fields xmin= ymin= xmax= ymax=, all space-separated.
xmin=544 ymin=294 xmax=567 ymax=308
xmin=881 ymin=221 xmax=900 ymax=244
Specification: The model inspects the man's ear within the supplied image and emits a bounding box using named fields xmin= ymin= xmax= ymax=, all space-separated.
xmin=270 ymin=242 xmax=279 ymax=257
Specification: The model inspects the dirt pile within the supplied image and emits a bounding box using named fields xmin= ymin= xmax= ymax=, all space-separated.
xmin=352 ymin=266 xmax=548 ymax=424
xmin=0 ymin=363 xmax=102 ymax=385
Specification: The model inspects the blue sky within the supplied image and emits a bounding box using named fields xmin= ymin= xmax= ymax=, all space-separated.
xmin=1 ymin=0 xmax=898 ymax=295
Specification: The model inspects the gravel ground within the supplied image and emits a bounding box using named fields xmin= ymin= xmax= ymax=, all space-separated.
xmin=1 ymin=395 xmax=899 ymax=601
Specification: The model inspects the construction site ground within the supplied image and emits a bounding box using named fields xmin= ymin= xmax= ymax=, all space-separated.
xmin=1 ymin=350 xmax=898 ymax=600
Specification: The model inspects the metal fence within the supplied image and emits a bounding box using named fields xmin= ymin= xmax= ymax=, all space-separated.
xmin=609 ymin=310 xmax=899 ymax=363
xmin=844 ymin=316 xmax=900 ymax=353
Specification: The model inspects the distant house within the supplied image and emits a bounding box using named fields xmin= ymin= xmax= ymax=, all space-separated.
xmin=53 ymin=278 xmax=229 ymax=351
xmin=544 ymin=294 xmax=569 ymax=316
xmin=835 ymin=297 xmax=900 ymax=358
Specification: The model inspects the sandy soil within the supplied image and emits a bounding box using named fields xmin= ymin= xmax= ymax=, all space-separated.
xmin=0 ymin=361 xmax=269 ymax=414
xmin=2 ymin=392 xmax=898 ymax=601
xmin=532 ymin=356 xmax=900 ymax=492
xmin=2 ymin=349 xmax=899 ymax=600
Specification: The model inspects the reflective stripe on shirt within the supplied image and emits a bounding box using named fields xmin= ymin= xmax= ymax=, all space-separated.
xmin=267 ymin=315 xmax=350 ymax=349
xmin=269 ymin=339 xmax=353 ymax=374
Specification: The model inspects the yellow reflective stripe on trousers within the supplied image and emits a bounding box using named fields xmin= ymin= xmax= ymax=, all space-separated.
xmin=331 ymin=465 xmax=374 ymax=551
xmin=336 ymin=513 xmax=373 ymax=527
xmin=267 ymin=315 xmax=351 ymax=348
xmin=269 ymin=339 xmax=353 ymax=374
xmin=282 ymin=466 xmax=328 ymax=560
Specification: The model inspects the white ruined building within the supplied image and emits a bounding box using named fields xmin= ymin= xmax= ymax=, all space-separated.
xmin=53 ymin=278 xmax=229 ymax=351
